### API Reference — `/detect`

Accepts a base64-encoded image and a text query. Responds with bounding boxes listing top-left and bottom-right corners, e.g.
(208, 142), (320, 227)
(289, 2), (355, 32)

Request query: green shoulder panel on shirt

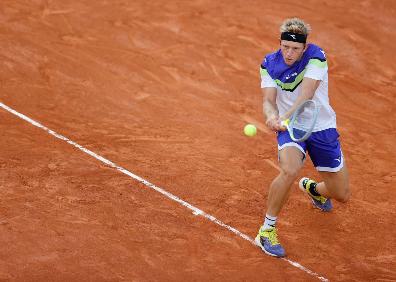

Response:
(260, 66), (269, 77)
(308, 58), (328, 68)
(275, 70), (306, 91)
(261, 58), (326, 91)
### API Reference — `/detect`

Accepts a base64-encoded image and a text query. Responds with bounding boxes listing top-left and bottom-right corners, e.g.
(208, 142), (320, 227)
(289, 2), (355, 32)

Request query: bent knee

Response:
(281, 167), (300, 180)
(333, 187), (350, 203)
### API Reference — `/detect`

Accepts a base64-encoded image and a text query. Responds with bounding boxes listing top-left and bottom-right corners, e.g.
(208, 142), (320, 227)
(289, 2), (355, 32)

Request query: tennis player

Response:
(255, 18), (350, 257)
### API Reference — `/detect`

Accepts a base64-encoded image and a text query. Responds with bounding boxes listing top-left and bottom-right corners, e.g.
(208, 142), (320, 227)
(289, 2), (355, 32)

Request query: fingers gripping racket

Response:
(281, 100), (320, 142)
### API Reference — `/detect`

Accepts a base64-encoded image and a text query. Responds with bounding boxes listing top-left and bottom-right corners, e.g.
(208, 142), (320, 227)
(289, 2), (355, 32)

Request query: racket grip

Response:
(280, 119), (289, 131)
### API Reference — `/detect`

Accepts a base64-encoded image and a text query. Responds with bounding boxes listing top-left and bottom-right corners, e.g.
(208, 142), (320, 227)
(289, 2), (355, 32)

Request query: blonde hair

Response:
(280, 18), (311, 36)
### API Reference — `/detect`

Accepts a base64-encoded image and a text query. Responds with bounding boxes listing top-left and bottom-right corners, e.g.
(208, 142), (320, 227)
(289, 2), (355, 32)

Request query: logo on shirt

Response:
(285, 72), (298, 80)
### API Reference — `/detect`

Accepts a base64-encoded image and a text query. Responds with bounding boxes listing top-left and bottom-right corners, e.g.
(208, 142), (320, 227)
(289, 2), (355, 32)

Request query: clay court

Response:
(1, 0), (395, 281)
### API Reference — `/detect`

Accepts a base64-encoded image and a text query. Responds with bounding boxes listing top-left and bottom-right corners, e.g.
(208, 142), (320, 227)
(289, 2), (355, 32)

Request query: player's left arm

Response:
(281, 47), (328, 121)
(280, 78), (320, 120)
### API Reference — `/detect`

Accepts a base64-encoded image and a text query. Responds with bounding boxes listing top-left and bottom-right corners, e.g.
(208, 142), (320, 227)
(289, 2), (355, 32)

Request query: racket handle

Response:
(280, 119), (289, 131)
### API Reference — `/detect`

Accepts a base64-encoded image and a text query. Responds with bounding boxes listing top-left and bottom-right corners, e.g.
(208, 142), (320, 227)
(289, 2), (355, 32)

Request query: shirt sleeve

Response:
(260, 65), (277, 88)
(304, 58), (328, 81)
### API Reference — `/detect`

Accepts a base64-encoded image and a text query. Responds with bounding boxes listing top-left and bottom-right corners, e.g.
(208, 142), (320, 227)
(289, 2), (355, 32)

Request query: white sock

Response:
(263, 214), (277, 230)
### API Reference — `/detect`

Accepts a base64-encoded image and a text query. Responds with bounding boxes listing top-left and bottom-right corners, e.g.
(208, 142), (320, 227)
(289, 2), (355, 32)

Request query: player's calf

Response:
(329, 185), (350, 203)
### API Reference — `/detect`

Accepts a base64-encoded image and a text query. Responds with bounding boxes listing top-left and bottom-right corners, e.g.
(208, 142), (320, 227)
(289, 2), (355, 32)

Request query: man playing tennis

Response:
(255, 18), (350, 257)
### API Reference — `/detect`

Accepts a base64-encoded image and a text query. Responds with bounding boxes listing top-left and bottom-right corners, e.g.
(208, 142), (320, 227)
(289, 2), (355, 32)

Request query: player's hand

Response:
(265, 115), (282, 132)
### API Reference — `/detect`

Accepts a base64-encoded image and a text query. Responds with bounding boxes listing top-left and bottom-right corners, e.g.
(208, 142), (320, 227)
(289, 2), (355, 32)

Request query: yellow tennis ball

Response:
(244, 124), (257, 137)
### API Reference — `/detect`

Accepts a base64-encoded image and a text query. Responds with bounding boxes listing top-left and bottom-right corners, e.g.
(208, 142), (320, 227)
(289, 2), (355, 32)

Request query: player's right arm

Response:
(260, 58), (282, 131)
(262, 87), (281, 131)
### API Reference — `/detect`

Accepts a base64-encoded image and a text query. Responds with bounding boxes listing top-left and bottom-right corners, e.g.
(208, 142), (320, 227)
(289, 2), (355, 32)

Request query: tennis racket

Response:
(281, 99), (320, 142)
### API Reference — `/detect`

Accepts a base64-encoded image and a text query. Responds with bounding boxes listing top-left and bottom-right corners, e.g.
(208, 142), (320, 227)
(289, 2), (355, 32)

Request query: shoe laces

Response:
(261, 228), (280, 245)
(318, 195), (328, 204)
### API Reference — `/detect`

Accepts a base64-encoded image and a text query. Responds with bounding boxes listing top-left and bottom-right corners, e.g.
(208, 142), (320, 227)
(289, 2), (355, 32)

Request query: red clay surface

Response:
(1, 0), (395, 281)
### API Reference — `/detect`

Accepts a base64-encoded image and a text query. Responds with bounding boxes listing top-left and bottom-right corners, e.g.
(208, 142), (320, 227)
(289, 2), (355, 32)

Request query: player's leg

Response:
(267, 146), (305, 216)
(299, 163), (349, 211)
(256, 131), (306, 257)
(316, 165), (350, 202)
(299, 128), (349, 211)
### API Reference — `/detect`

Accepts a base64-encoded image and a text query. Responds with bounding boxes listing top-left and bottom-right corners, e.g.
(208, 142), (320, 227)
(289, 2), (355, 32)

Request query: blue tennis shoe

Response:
(299, 177), (333, 212)
(255, 226), (285, 257)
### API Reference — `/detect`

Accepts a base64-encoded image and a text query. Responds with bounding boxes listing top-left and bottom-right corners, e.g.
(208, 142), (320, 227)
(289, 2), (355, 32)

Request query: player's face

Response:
(280, 40), (306, 66)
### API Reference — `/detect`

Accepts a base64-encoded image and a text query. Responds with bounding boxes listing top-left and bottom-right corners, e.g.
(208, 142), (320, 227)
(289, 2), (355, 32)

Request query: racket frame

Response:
(281, 99), (319, 142)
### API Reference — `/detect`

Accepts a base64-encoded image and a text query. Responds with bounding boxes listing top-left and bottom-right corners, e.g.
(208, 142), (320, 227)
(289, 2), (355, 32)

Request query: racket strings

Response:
(289, 101), (319, 142)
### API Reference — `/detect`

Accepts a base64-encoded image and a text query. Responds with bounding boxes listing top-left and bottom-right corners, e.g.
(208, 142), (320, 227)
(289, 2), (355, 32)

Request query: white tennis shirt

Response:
(261, 52), (337, 132)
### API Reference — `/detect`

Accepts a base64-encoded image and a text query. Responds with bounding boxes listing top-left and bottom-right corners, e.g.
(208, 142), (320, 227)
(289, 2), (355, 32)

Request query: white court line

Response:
(0, 102), (328, 282)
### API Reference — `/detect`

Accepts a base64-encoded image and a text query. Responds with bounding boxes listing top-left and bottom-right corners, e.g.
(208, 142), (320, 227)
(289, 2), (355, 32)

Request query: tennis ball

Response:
(244, 124), (257, 137)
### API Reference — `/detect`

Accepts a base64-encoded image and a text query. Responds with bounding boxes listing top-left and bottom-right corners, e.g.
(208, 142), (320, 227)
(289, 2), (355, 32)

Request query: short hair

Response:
(280, 18), (311, 36)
